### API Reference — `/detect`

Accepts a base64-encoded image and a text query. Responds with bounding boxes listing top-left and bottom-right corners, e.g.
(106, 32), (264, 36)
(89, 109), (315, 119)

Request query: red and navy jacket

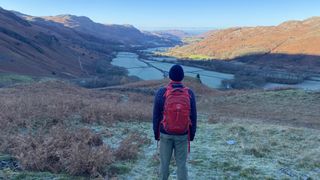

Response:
(152, 82), (197, 141)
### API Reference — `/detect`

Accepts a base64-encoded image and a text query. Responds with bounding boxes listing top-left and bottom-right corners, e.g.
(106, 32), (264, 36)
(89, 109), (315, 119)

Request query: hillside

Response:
(151, 29), (192, 40)
(0, 7), (179, 78)
(168, 17), (320, 60)
(0, 7), (98, 78)
(35, 15), (180, 47)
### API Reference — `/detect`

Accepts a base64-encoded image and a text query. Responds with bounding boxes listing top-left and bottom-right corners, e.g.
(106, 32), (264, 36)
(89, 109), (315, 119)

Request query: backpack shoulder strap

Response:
(163, 82), (188, 97)
(163, 84), (173, 97)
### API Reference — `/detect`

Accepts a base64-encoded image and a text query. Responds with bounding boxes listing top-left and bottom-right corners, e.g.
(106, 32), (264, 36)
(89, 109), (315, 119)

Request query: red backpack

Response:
(161, 84), (191, 135)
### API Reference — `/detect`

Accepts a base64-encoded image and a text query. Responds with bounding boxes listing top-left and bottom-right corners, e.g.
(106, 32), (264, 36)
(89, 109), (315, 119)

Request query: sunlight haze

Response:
(1, 0), (320, 29)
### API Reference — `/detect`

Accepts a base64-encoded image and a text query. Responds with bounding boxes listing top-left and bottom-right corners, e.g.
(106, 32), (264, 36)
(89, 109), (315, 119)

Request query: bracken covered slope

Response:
(168, 17), (320, 60)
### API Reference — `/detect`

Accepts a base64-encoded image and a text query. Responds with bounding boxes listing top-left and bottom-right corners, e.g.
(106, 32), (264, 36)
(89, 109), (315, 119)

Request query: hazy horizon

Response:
(139, 27), (217, 33)
(1, 0), (320, 29)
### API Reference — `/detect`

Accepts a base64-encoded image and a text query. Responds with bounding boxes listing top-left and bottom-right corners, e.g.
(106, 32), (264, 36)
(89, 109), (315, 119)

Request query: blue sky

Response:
(1, 0), (320, 30)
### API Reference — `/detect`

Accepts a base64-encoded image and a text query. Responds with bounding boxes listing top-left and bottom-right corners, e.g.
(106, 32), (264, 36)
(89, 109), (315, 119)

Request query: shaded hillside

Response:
(150, 29), (192, 42)
(0, 7), (179, 78)
(0, 7), (120, 78)
(34, 15), (179, 47)
(168, 17), (320, 60)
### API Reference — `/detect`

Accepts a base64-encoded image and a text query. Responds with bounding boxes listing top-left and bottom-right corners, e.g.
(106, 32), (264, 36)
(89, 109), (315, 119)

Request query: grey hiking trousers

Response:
(160, 133), (188, 180)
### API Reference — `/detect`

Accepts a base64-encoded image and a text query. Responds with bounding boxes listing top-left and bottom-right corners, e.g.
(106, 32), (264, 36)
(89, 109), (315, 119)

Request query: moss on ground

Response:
(0, 73), (35, 86)
(107, 162), (132, 176)
(0, 154), (13, 161)
(0, 168), (83, 180)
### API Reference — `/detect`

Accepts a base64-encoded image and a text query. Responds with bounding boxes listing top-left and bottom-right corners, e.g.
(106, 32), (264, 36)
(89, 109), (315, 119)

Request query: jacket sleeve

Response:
(189, 89), (197, 141)
(153, 88), (165, 141)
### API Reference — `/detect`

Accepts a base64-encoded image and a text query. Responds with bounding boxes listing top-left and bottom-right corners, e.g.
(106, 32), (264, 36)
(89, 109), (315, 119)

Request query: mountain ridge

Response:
(0, 7), (179, 78)
(167, 16), (320, 60)
(33, 14), (180, 46)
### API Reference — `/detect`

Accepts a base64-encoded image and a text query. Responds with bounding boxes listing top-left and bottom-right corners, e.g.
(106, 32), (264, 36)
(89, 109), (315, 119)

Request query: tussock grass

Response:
(206, 89), (320, 129)
(2, 126), (113, 176)
(0, 80), (152, 130)
(102, 116), (320, 179)
(186, 119), (320, 179)
(0, 80), (153, 177)
(0, 79), (319, 179)
(115, 133), (151, 161)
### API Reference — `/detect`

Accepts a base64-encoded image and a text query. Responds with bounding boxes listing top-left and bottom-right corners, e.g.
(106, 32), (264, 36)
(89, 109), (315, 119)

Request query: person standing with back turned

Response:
(153, 64), (197, 180)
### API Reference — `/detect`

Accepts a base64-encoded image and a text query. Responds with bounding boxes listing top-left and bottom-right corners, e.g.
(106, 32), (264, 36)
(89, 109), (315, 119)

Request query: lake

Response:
(112, 50), (320, 90)
(111, 52), (234, 88)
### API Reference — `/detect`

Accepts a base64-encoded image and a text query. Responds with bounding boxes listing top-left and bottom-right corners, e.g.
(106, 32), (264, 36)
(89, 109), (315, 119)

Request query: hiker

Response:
(153, 64), (197, 180)
(196, 73), (202, 84)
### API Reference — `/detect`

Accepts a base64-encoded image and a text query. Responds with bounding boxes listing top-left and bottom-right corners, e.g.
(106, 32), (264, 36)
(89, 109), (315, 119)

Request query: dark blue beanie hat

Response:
(169, 64), (184, 81)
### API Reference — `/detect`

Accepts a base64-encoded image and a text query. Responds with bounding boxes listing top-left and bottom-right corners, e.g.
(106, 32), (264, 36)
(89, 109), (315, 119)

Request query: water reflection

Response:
(111, 52), (234, 88)
(112, 51), (320, 90)
(111, 52), (164, 80)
